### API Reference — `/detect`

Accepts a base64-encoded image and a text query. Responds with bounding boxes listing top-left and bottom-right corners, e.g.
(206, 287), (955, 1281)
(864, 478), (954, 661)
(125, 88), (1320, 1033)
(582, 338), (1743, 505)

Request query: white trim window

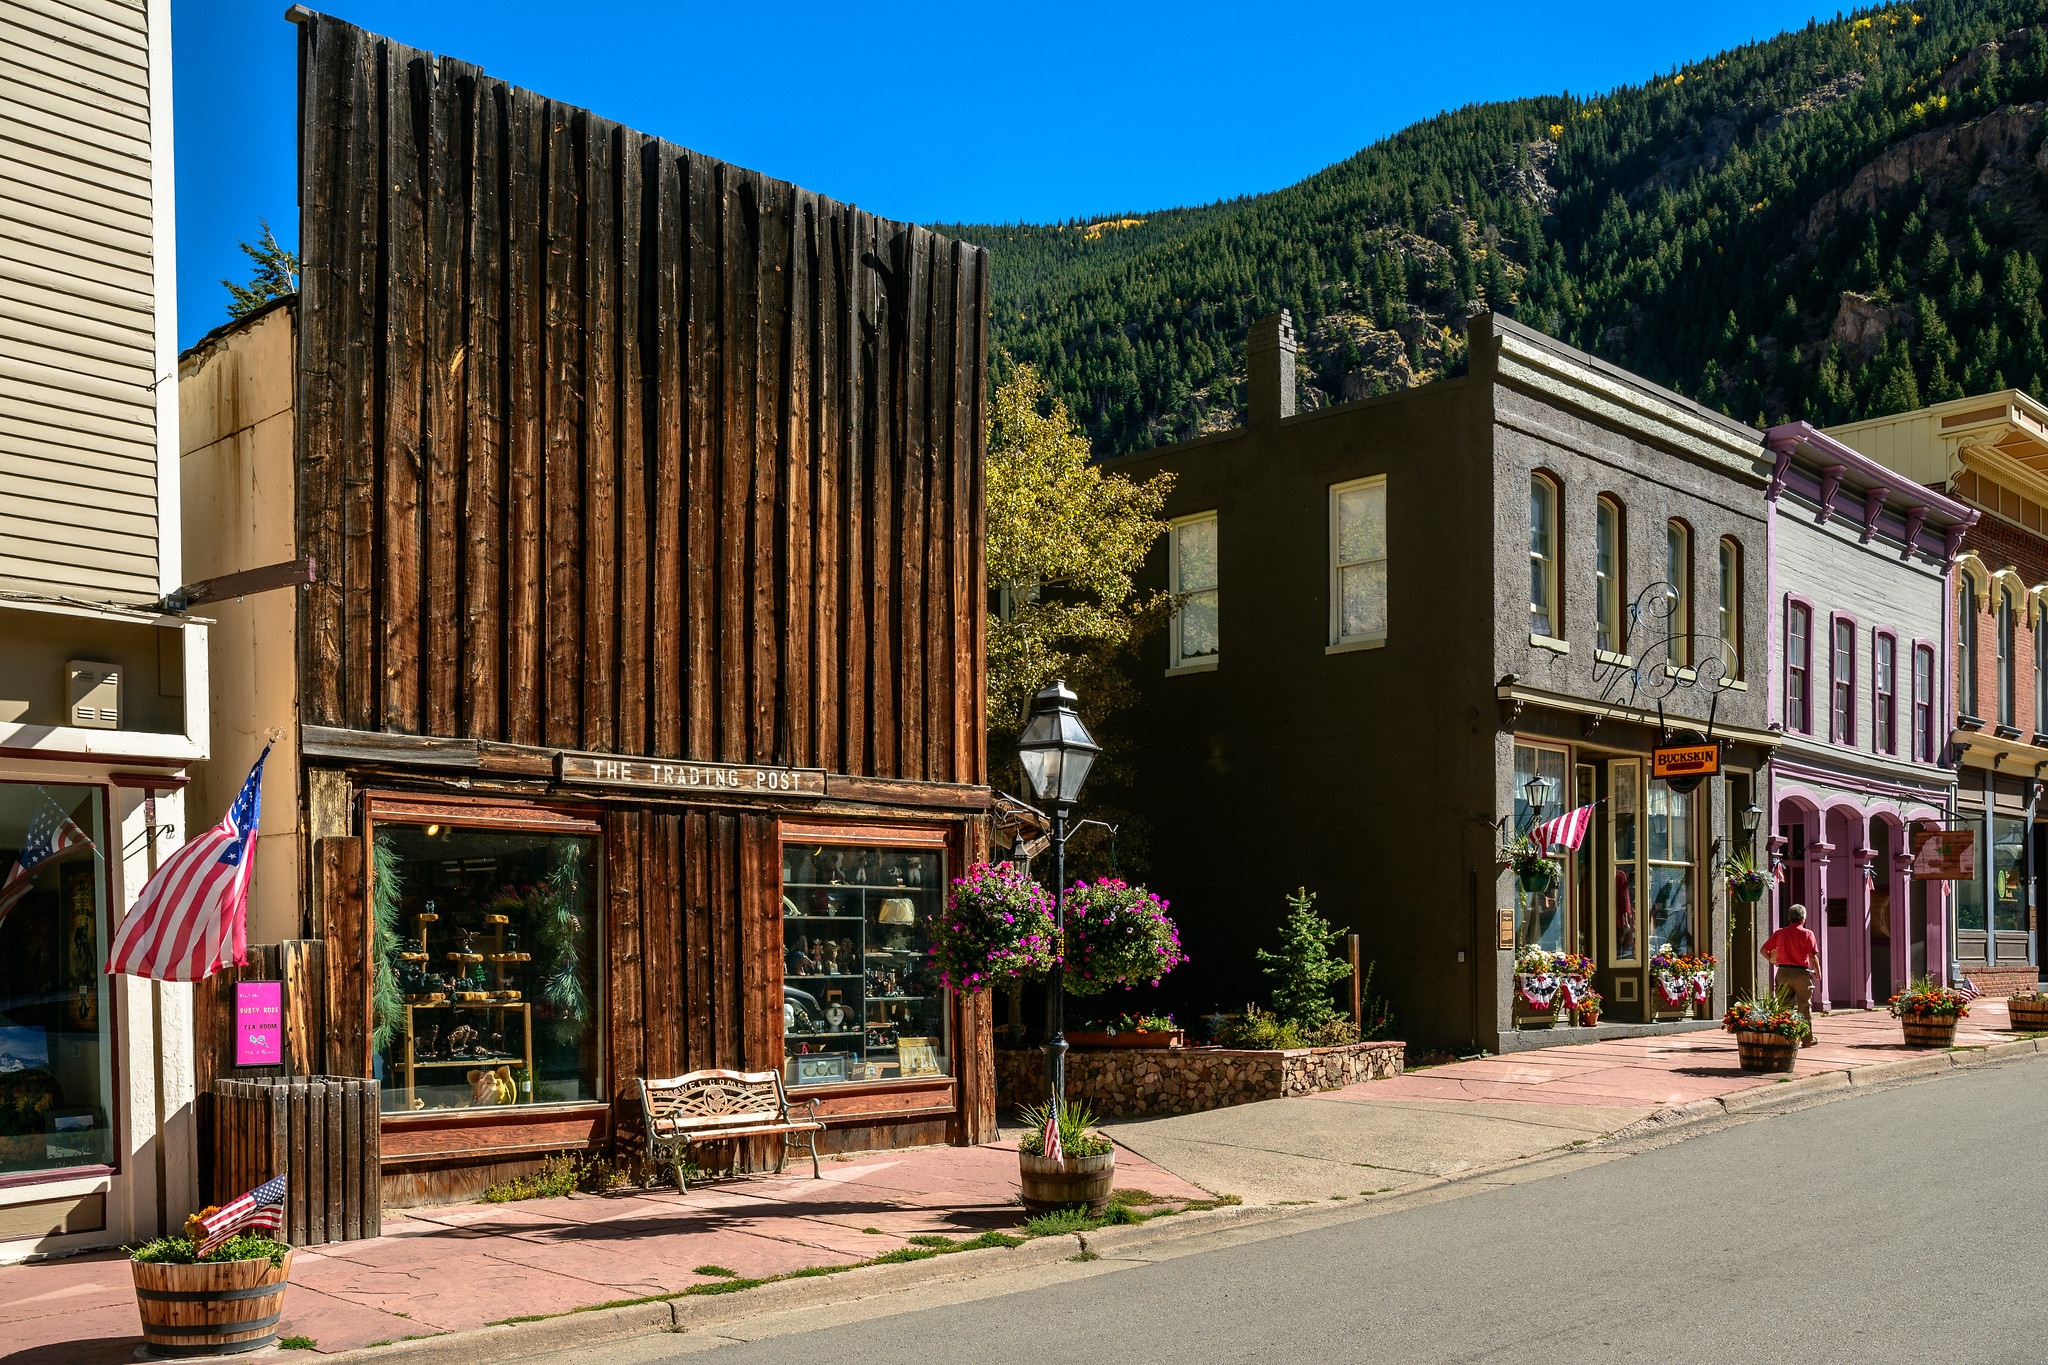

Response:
(1595, 496), (1623, 653)
(1330, 476), (1388, 648)
(1168, 512), (1220, 670)
(1717, 537), (1742, 678)
(1665, 520), (1691, 667)
(1529, 473), (1560, 638)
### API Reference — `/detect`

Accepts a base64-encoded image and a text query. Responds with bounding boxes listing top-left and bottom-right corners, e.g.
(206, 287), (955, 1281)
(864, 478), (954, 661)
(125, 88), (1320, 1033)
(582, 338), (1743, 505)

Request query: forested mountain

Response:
(941, 0), (2048, 457)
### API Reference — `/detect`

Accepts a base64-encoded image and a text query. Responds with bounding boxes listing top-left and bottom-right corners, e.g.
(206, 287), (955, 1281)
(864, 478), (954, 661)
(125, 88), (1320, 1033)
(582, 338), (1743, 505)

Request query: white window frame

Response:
(1167, 511), (1220, 673)
(1665, 520), (1692, 667)
(1596, 496), (1623, 655)
(1328, 475), (1389, 652)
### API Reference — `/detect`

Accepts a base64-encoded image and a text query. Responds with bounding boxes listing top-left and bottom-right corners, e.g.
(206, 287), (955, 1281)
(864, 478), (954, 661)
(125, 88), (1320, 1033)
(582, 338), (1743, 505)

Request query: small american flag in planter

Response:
(1041, 1107), (1063, 1163)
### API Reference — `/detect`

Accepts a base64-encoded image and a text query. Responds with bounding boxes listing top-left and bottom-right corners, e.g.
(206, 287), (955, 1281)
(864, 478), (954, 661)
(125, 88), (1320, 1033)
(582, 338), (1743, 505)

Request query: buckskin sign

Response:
(1912, 827), (1976, 880)
(1652, 737), (1719, 792)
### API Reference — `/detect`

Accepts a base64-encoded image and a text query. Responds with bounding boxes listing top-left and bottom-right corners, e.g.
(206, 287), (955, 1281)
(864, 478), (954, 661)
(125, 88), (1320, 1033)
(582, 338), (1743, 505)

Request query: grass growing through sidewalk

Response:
(693, 1265), (739, 1278)
(278, 1338), (317, 1350)
(1020, 1189), (1241, 1236)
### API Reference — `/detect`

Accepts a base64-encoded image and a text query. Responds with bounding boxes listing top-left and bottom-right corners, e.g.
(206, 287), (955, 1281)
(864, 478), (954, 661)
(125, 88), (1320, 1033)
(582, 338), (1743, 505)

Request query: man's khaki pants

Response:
(1777, 966), (1814, 1040)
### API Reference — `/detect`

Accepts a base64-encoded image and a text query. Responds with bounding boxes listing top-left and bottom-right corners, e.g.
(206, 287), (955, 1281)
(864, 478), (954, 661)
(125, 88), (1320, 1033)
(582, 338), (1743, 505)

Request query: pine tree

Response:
(1256, 888), (1354, 1032)
(222, 219), (299, 318)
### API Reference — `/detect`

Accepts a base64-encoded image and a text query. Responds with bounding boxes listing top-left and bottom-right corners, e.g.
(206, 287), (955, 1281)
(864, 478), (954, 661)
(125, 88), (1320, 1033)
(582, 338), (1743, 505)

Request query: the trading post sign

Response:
(1911, 827), (1977, 881)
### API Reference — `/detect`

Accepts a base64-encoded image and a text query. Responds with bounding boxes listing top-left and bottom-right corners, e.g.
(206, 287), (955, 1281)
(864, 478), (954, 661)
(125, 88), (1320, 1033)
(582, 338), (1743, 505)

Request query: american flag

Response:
(1041, 1106), (1063, 1164)
(0, 800), (92, 926)
(1954, 976), (1981, 1002)
(195, 1175), (287, 1258)
(106, 748), (268, 982)
(1528, 804), (1596, 853)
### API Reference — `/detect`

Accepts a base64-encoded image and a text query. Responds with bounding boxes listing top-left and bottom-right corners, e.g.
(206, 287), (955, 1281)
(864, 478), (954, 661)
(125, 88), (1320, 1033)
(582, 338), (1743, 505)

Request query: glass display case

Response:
(781, 843), (949, 1088)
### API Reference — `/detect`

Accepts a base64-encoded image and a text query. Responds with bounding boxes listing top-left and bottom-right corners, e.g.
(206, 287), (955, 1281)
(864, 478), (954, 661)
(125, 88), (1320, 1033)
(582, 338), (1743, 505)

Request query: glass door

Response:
(1605, 759), (1646, 1021)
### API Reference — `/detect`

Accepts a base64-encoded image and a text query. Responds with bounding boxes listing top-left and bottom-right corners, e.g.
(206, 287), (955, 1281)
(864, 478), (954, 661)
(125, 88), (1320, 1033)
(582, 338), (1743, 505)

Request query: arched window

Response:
(1998, 585), (2016, 729)
(1786, 601), (1812, 734)
(1717, 537), (1742, 678)
(1959, 578), (1979, 720)
(1529, 473), (1561, 638)
(1665, 520), (1691, 666)
(1596, 496), (1623, 653)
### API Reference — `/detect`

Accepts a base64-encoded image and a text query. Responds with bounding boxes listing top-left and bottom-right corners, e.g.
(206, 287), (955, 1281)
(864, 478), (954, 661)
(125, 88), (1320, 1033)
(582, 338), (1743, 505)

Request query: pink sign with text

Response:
(235, 981), (283, 1066)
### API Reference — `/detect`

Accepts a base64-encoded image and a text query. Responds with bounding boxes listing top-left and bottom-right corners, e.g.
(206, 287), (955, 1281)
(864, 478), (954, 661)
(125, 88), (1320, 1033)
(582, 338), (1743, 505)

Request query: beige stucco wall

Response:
(178, 303), (301, 943)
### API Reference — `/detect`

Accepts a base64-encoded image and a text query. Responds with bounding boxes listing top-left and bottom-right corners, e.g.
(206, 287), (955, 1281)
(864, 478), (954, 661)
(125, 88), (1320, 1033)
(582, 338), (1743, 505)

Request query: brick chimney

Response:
(1246, 309), (1297, 427)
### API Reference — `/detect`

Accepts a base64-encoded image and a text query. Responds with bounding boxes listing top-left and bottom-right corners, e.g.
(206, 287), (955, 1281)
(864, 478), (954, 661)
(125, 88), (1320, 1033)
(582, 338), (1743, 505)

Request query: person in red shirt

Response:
(1761, 904), (1823, 1043)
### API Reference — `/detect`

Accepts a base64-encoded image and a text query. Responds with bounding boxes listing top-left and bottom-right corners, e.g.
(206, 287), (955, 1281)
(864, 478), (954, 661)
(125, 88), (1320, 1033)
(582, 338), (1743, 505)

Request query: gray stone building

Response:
(1104, 311), (1778, 1052)
(1756, 423), (1974, 1011)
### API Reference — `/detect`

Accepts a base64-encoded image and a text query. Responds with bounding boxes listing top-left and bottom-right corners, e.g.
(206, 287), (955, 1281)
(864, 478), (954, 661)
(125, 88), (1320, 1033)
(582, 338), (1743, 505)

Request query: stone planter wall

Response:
(995, 1040), (1403, 1118)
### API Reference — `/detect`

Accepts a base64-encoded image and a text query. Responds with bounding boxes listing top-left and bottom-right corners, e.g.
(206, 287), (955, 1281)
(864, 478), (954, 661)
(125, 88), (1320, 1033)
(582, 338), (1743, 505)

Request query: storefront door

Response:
(1604, 758), (1646, 1021)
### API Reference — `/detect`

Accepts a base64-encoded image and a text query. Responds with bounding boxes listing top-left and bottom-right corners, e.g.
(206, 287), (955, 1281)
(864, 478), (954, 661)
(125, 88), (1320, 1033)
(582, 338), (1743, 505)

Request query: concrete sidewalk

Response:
(0, 1141), (1210, 1362)
(1106, 999), (2033, 1203)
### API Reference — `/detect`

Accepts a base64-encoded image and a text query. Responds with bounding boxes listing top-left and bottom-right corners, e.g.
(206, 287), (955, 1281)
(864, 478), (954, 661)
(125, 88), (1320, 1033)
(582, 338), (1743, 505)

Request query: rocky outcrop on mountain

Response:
(1493, 140), (1559, 214)
(1763, 71), (1867, 134)
(1804, 101), (2048, 239)
(1830, 291), (1907, 364)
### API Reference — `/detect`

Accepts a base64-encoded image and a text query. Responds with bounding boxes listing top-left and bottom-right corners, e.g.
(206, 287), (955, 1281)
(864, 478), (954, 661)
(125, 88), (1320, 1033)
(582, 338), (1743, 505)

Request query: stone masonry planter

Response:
(995, 1040), (1403, 1119)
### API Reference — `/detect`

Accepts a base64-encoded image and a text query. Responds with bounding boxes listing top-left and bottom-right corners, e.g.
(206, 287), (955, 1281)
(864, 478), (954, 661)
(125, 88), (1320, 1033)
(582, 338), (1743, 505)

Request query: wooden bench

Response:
(632, 1068), (823, 1192)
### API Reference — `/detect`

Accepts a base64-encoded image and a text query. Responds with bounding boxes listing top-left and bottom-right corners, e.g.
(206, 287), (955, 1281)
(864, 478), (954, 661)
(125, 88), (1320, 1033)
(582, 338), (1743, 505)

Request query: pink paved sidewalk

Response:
(1324, 999), (2024, 1111)
(0, 1140), (1208, 1363)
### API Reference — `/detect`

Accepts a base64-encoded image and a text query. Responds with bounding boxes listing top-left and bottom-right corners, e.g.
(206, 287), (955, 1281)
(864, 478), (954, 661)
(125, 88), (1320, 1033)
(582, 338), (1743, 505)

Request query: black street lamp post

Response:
(1015, 679), (1101, 1109)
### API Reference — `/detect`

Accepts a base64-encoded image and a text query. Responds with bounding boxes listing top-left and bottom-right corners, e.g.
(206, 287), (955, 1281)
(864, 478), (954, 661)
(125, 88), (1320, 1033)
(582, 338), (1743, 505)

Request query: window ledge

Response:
(1725, 679), (1747, 692)
(1594, 649), (1634, 668)
(1996, 724), (2024, 741)
(1664, 664), (1697, 681)
(1166, 657), (1219, 675)
(1958, 714), (1986, 731)
(1326, 638), (1387, 656)
(1528, 634), (1570, 655)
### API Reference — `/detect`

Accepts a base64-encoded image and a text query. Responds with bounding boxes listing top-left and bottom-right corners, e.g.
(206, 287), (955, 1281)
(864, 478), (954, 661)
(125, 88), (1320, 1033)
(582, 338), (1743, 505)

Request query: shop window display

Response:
(782, 844), (949, 1087)
(1646, 782), (1694, 955)
(372, 822), (602, 1113)
(0, 783), (112, 1175)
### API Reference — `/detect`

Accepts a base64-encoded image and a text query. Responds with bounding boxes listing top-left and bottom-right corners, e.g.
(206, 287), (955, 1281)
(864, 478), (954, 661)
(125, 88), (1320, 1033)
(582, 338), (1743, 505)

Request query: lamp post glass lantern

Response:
(1521, 773), (1557, 833)
(1016, 680), (1101, 1109)
(1740, 802), (1763, 852)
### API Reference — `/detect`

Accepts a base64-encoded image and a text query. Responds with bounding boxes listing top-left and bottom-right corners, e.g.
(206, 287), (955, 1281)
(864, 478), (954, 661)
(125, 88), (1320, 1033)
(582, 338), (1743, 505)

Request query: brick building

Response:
(1829, 394), (2048, 996)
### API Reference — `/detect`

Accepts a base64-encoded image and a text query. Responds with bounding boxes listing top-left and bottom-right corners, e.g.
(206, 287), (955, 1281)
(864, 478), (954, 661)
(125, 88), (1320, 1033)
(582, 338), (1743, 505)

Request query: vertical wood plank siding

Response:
(295, 17), (988, 785)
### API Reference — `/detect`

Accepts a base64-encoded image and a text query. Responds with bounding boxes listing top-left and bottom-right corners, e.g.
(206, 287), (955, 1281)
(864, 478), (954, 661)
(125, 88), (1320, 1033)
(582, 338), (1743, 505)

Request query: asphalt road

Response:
(537, 1058), (2048, 1365)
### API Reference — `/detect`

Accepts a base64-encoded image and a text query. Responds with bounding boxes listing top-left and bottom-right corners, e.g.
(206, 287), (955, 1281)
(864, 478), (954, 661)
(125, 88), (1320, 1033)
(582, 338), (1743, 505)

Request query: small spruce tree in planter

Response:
(1219, 887), (1386, 1047)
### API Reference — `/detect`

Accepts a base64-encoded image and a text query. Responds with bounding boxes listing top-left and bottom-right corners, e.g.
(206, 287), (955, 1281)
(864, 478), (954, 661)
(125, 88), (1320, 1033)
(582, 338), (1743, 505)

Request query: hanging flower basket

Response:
(1725, 851), (1771, 904)
(1506, 836), (1560, 896)
(928, 863), (1058, 994)
(1733, 881), (1766, 903)
(1060, 879), (1187, 996)
(1517, 867), (1556, 895)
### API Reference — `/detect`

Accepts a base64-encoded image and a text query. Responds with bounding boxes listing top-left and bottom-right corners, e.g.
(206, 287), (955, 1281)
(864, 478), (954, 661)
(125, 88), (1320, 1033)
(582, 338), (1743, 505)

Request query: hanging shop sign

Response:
(1911, 827), (1976, 881)
(558, 754), (826, 797)
(1652, 730), (1719, 793)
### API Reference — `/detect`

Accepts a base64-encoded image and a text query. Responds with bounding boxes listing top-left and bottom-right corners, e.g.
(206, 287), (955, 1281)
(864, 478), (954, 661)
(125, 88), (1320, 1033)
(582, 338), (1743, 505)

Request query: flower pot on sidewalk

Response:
(1018, 1149), (1115, 1215)
(132, 1249), (293, 1357)
(1734, 1030), (1798, 1073)
(1888, 980), (1968, 1048)
(2008, 994), (2048, 1031)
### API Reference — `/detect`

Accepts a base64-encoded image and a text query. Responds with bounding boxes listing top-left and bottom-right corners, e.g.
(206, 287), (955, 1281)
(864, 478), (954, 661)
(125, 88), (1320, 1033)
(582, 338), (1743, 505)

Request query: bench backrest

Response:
(639, 1068), (792, 1134)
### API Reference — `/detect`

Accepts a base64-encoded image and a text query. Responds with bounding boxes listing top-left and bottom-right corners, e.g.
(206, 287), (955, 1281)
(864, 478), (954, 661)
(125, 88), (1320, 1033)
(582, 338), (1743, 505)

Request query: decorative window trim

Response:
(1784, 593), (1816, 735)
(1167, 510), (1219, 673)
(1329, 475), (1389, 649)
(1872, 627), (1899, 757)
(1828, 609), (1860, 747)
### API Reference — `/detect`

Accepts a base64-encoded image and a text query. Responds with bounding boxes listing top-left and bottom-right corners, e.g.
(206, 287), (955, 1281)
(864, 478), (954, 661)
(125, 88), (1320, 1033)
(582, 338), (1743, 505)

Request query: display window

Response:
(368, 808), (604, 1114)
(1513, 742), (1569, 951)
(0, 782), (113, 1176)
(780, 838), (950, 1088)
(1609, 759), (1642, 964)
(1992, 814), (2027, 933)
(1646, 781), (1695, 954)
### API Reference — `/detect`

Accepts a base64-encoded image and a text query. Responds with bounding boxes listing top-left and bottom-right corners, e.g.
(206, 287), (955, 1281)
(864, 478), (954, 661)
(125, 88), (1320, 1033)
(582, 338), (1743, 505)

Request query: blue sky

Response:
(172, 1), (1840, 349)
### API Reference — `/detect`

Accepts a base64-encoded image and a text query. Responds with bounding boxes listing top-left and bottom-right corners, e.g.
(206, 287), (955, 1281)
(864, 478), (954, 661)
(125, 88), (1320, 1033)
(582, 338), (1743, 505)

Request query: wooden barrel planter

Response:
(1018, 1149), (1115, 1215)
(1900, 1016), (1959, 1048)
(2008, 997), (2048, 1031)
(132, 1250), (293, 1357)
(1735, 1030), (1799, 1073)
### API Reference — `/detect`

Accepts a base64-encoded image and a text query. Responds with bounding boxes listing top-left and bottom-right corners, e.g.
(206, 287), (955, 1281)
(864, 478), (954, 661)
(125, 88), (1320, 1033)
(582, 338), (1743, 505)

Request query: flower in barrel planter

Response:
(1514, 947), (1594, 1019)
(929, 862), (1060, 993)
(1061, 878), (1188, 995)
(2009, 989), (2048, 1031)
(1723, 988), (1810, 1071)
(1723, 848), (1771, 903)
(1016, 1097), (1116, 1215)
(128, 1178), (294, 1357)
(1889, 977), (1970, 1046)
(1651, 946), (1717, 1011)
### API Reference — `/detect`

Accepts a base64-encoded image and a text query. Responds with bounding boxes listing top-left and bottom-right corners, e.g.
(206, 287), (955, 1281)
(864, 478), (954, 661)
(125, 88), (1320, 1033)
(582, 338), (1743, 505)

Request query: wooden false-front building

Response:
(179, 11), (996, 1203)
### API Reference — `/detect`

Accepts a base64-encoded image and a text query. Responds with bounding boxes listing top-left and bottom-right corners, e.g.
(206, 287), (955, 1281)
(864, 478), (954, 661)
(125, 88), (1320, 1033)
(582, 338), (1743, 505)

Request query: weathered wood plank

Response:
(605, 808), (643, 1104)
(542, 105), (585, 749)
(423, 57), (474, 737)
(965, 245), (990, 783)
(582, 118), (618, 752)
(504, 84), (545, 746)
(643, 812), (682, 1078)
(461, 78), (506, 740)
(737, 814), (779, 1075)
(682, 807), (713, 1069)
(655, 150), (690, 759)
(615, 135), (650, 755)
(864, 214), (894, 778)
(709, 810), (739, 1066)
(811, 202), (842, 775)
(682, 152), (718, 760)
(752, 177), (787, 765)
(719, 167), (755, 765)
(318, 837), (368, 1078)
(898, 228), (929, 782)
(840, 209), (868, 776)
(340, 33), (382, 732)
(782, 192), (814, 771)
(924, 235), (954, 784)
(379, 49), (428, 734)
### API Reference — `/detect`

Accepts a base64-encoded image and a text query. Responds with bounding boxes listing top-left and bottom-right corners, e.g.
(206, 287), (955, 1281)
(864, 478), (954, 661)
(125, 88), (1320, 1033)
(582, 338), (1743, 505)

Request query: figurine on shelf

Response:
(795, 851), (817, 885)
(786, 943), (813, 976)
(907, 859), (925, 888)
(825, 1003), (846, 1031)
(488, 1031), (504, 1056)
(820, 849), (845, 885)
(446, 1023), (478, 1056)
(839, 937), (857, 969)
(419, 1023), (441, 1058)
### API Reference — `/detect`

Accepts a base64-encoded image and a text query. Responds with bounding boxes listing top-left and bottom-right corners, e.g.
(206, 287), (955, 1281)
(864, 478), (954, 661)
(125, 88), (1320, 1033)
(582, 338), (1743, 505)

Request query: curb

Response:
(1610, 1035), (2044, 1141)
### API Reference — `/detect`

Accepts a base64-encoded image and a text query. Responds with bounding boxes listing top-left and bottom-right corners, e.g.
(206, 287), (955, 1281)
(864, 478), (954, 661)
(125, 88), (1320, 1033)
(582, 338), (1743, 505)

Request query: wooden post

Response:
(1349, 934), (1362, 1030)
(319, 838), (369, 1077)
